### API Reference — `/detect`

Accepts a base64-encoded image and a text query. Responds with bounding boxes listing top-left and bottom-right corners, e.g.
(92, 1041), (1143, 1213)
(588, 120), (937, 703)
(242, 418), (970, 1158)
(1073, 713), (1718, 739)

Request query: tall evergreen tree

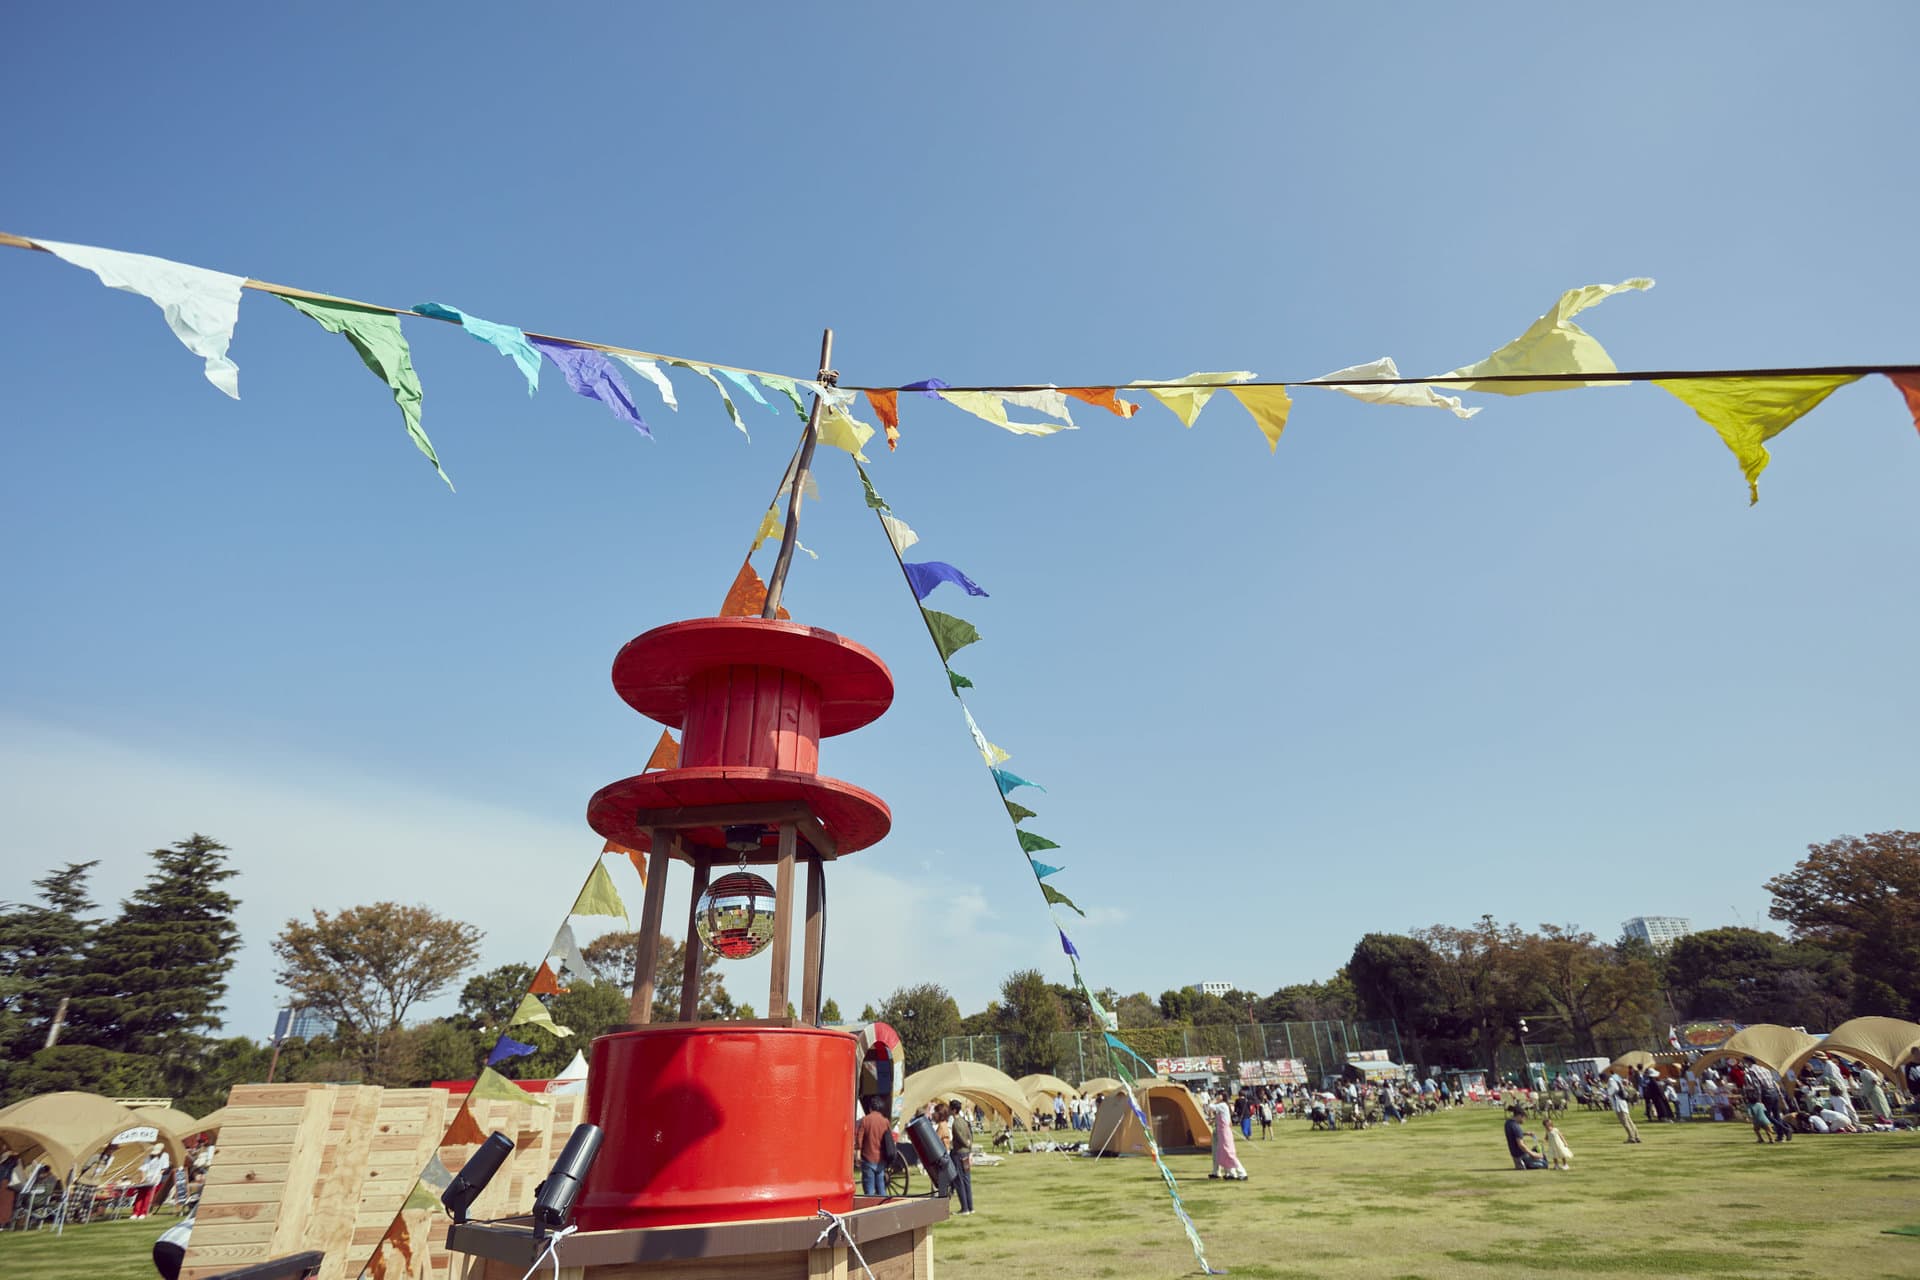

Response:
(0, 861), (101, 1059)
(70, 835), (242, 1066)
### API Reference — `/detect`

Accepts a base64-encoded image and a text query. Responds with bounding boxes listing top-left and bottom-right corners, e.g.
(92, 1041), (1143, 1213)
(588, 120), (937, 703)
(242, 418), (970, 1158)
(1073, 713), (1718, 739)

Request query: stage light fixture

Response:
(442, 1132), (515, 1224)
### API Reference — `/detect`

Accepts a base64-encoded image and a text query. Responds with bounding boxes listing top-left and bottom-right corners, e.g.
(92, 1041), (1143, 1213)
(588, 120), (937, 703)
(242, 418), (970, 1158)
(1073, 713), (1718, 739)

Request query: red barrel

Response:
(576, 1025), (856, 1229)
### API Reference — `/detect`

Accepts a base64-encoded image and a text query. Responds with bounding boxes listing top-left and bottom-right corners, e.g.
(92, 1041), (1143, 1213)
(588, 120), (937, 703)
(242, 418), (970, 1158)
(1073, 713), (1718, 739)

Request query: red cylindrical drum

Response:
(576, 1024), (857, 1230)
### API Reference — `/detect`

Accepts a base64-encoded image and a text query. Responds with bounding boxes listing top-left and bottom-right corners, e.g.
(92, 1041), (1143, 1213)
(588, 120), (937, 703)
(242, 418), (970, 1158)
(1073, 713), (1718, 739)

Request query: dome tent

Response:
(1087, 1079), (1212, 1157)
(897, 1061), (1035, 1128)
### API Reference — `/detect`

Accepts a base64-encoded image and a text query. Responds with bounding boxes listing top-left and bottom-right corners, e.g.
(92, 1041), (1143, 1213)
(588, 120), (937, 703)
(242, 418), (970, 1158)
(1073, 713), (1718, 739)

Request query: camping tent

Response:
(1016, 1074), (1079, 1108)
(0, 1092), (142, 1182)
(1687, 1024), (1823, 1079)
(1784, 1017), (1920, 1084)
(1087, 1080), (1212, 1156)
(1603, 1051), (1655, 1077)
(897, 1061), (1034, 1127)
(180, 1106), (228, 1138)
(1077, 1077), (1123, 1097)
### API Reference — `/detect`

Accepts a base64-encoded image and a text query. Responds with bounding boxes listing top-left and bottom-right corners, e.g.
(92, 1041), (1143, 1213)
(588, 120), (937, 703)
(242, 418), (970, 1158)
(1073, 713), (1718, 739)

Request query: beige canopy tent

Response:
(1077, 1077), (1124, 1097)
(1016, 1074), (1080, 1108)
(1785, 1016), (1920, 1083)
(0, 1092), (143, 1182)
(1687, 1024), (1823, 1080)
(1088, 1079), (1212, 1156)
(179, 1106), (228, 1138)
(897, 1061), (1035, 1127)
(1603, 1051), (1655, 1077)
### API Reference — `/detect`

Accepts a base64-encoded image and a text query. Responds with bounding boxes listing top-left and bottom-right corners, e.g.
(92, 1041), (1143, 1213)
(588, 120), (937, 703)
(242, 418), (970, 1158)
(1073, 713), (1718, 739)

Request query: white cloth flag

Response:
(611, 355), (679, 410)
(880, 512), (919, 555)
(1307, 357), (1480, 419)
(997, 387), (1077, 426)
(962, 704), (1009, 766)
(36, 238), (247, 397)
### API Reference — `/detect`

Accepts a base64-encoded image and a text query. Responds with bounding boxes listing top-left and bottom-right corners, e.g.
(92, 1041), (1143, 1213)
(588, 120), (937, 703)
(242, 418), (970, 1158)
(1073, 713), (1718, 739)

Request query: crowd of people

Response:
(1, 1138), (215, 1231)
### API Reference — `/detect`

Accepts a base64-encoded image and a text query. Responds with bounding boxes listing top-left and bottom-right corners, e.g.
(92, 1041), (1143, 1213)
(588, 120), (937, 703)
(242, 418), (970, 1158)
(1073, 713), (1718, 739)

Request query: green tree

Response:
(1665, 927), (1852, 1028)
(998, 970), (1066, 1076)
(1515, 925), (1661, 1054)
(273, 901), (481, 1071)
(1348, 933), (1456, 1068)
(0, 861), (100, 1065)
(579, 930), (734, 1021)
(510, 982), (629, 1079)
(1413, 918), (1530, 1073)
(858, 1003), (878, 1022)
(1765, 830), (1920, 1017)
(879, 982), (962, 1073)
(819, 997), (843, 1024)
(459, 964), (537, 1033)
(70, 836), (241, 1077)
(1258, 973), (1359, 1025)
(1114, 992), (1162, 1028)
(2, 1044), (165, 1100)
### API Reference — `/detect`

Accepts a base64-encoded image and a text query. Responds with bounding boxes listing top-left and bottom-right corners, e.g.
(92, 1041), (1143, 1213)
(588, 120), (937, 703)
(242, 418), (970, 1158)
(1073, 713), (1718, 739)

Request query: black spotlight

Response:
(532, 1124), (604, 1239)
(442, 1132), (515, 1224)
(904, 1114), (957, 1197)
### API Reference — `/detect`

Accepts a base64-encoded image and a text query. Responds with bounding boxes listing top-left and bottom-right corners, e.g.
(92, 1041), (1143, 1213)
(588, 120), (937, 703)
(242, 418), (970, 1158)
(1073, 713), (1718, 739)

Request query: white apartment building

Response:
(1622, 916), (1693, 951)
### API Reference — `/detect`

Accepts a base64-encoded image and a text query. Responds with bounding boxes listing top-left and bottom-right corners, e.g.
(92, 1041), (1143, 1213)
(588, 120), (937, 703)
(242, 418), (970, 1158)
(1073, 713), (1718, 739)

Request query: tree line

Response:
(2, 829), (1912, 1105)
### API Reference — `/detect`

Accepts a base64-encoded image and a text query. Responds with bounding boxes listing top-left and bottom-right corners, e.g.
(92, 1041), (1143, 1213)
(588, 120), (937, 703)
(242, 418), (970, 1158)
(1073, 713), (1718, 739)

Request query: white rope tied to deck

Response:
(814, 1207), (878, 1280)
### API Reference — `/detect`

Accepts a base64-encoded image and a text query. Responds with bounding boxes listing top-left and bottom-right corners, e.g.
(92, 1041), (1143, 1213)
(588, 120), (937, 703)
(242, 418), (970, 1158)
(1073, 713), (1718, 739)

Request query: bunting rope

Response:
(852, 459), (1225, 1275)
(8, 231), (1916, 503)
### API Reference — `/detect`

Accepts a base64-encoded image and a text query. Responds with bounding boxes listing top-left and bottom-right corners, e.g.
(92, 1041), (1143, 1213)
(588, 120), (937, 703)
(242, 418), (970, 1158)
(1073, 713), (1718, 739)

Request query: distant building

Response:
(273, 1007), (337, 1042)
(1622, 916), (1693, 951)
(1190, 981), (1233, 998)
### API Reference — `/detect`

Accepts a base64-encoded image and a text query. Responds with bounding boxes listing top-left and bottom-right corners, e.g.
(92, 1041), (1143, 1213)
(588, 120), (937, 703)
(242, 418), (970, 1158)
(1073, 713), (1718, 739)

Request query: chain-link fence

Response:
(941, 1019), (1406, 1086)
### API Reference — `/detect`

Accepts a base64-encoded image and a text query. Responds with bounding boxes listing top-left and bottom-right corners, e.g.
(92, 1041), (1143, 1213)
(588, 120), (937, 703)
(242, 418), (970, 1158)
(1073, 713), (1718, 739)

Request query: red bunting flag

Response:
(529, 961), (565, 996)
(1062, 386), (1140, 417)
(866, 389), (901, 449)
(1890, 372), (1920, 436)
(719, 557), (790, 619)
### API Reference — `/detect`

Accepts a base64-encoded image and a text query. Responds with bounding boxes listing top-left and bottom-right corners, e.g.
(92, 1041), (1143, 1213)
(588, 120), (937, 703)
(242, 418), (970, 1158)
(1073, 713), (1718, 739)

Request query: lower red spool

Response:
(576, 1024), (857, 1230)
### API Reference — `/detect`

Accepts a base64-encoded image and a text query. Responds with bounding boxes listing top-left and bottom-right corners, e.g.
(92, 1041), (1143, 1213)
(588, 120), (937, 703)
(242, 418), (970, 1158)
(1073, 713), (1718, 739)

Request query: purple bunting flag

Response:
(901, 378), (950, 398)
(1059, 928), (1079, 959)
(487, 1034), (536, 1065)
(903, 560), (989, 602)
(530, 338), (652, 437)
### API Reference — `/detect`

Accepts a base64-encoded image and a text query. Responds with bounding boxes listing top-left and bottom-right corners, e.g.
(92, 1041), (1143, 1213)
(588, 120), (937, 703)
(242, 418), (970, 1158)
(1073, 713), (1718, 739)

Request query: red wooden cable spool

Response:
(578, 615), (894, 1230)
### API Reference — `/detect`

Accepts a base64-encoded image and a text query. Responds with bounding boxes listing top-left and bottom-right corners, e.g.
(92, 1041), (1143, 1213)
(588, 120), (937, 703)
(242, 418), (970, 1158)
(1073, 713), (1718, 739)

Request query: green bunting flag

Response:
(857, 464), (889, 511)
(947, 669), (973, 692)
(509, 992), (573, 1038)
(469, 1065), (550, 1106)
(1016, 830), (1060, 854)
(923, 609), (981, 662)
(280, 295), (449, 489)
(1040, 883), (1085, 916)
(1004, 799), (1037, 824)
(571, 859), (627, 918)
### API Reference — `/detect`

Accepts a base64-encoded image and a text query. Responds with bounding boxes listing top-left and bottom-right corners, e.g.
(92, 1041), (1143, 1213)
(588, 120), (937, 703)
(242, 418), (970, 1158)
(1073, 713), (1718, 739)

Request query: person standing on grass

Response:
(1257, 1096), (1273, 1139)
(1607, 1072), (1643, 1144)
(947, 1098), (975, 1215)
(856, 1096), (891, 1197)
(1209, 1090), (1248, 1180)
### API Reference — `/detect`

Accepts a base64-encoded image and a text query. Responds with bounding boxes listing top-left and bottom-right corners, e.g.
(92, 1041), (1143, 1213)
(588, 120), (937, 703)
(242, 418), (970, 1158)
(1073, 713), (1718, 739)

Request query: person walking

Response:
(131, 1146), (169, 1219)
(1859, 1066), (1893, 1124)
(1257, 1096), (1273, 1139)
(1209, 1091), (1248, 1180)
(948, 1097), (975, 1216)
(855, 1097), (891, 1197)
(1607, 1072), (1642, 1144)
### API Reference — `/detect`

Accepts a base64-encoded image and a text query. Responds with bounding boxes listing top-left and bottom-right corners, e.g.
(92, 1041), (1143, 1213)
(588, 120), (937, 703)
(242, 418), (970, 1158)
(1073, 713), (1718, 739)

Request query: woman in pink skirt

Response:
(1209, 1090), (1248, 1180)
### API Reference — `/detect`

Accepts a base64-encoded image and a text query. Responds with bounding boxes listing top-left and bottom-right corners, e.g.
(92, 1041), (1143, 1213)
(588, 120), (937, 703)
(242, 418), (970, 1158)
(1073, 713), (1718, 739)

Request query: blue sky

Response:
(2, 4), (1915, 1039)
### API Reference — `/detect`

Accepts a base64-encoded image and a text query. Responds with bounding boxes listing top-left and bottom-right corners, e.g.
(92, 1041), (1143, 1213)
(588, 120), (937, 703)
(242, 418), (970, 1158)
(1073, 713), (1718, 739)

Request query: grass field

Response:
(0, 1213), (173, 1280)
(935, 1106), (1920, 1279)
(5, 1108), (1914, 1280)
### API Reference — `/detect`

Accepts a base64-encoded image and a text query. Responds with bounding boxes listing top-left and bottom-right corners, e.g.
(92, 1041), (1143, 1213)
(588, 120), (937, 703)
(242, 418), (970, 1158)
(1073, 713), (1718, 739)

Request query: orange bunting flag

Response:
(529, 960), (565, 996)
(1890, 372), (1920, 436)
(645, 728), (680, 771)
(718, 557), (790, 619)
(1062, 387), (1140, 418)
(440, 1101), (487, 1148)
(867, 389), (901, 449)
(603, 838), (649, 884)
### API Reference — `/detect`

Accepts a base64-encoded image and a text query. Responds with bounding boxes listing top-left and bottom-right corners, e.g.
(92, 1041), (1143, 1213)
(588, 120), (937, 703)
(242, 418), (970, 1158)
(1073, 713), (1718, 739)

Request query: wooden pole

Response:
(762, 328), (834, 619)
(678, 858), (711, 1023)
(767, 824), (799, 1018)
(800, 855), (825, 1024)
(629, 831), (673, 1024)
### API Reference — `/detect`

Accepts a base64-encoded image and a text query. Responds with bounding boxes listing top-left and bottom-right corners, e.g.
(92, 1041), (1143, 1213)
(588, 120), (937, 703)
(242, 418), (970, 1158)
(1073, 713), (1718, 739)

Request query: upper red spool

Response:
(588, 617), (895, 860)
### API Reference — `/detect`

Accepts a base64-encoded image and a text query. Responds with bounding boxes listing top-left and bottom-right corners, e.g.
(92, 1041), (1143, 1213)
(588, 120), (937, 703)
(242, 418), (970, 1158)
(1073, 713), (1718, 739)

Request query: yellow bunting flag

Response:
(750, 504), (782, 552)
(817, 408), (876, 461)
(942, 390), (1076, 437)
(1309, 357), (1478, 418)
(1443, 278), (1653, 393)
(571, 859), (627, 918)
(1231, 386), (1293, 452)
(719, 557), (789, 619)
(1062, 386), (1140, 418)
(880, 512), (919, 555)
(1655, 374), (1861, 503)
(469, 1065), (549, 1106)
(1127, 372), (1255, 427)
(509, 992), (572, 1038)
(602, 839), (649, 884)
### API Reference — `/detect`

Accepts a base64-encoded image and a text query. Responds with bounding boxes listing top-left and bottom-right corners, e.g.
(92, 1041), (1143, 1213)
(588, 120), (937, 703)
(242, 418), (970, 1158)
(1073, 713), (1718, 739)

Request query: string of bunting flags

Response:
(851, 459), (1225, 1275)
(7, 231), (1916, 503)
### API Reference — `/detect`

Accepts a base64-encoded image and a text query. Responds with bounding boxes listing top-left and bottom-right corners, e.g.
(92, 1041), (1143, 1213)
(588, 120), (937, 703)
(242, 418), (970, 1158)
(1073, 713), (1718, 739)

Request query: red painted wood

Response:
(586, 768), (891, 859)
(611, 618), (892, 737)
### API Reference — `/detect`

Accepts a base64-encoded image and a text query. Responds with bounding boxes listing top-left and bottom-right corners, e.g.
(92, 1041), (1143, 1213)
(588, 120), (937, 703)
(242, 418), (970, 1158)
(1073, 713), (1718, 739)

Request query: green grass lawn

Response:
(0, 1214), (174, 1280)
(7, 1109), (1914, 1280)
(937, 1106), (1920, 1279)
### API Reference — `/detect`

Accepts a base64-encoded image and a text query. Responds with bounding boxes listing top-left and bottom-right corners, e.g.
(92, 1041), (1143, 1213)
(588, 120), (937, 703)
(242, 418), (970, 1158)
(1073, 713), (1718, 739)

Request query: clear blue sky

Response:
(3, 3), (1915, 1039)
